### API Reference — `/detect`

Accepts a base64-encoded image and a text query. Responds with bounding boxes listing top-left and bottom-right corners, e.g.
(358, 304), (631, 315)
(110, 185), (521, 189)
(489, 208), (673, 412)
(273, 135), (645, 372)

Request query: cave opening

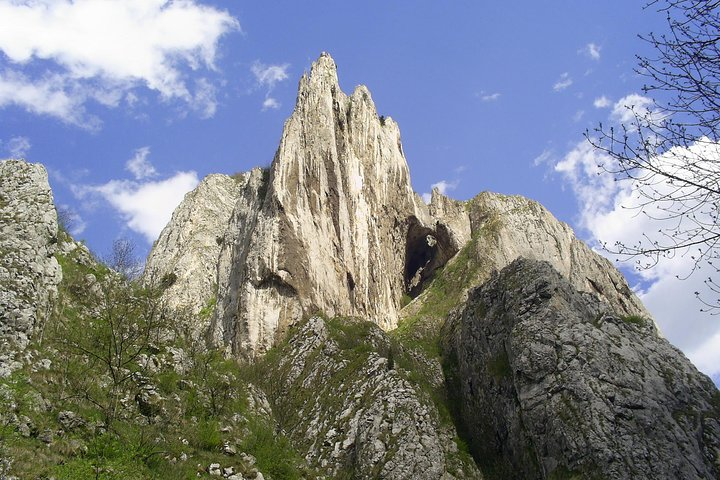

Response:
(404, 219), (457, 299)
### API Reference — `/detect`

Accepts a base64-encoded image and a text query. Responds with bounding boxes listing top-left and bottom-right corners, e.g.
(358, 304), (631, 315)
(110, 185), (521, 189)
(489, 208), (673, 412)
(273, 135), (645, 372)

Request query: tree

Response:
(105, 238), (143, 281)
(588, 0), (720, 311)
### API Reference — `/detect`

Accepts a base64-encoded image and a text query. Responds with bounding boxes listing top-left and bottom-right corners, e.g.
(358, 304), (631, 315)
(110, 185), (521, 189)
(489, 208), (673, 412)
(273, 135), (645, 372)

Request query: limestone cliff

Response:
(146, 53), (650, 360)
(143, 173), (244, 328)
(0, 160), (61, 377)
(205, 53), (460, 357)
(443, 258), (720, 479)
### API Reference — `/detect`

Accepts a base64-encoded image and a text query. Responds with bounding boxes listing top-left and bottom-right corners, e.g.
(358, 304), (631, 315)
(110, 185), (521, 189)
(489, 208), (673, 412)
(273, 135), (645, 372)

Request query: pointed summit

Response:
(296, 52), (340, 104)
(209, 53), (460, 357)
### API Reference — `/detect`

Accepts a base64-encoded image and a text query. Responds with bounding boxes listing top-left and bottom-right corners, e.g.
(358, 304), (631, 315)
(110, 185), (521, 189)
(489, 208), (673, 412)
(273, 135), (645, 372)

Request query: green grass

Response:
(621, 315), (648, 326)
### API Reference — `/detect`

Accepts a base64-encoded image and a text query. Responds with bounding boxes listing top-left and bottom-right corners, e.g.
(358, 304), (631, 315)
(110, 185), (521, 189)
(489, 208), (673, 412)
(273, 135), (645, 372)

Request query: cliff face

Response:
(211, 53), (445, 357)
(255, 316), (482, 479)
(0, 160), (61, 377)
(443, 258), (720, 479)
(143, 173), (244, 332)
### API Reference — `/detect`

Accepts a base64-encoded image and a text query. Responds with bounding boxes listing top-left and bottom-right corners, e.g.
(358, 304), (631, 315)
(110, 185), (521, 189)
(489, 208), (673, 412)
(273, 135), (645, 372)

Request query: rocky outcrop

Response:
(209, 53), (461, 357)
(462, 192), (648, 318)
(258, 316), (481, 479)
(0, 160), (62, 377)
(444, 258), (720, 479)
(143, 173), (244, 325)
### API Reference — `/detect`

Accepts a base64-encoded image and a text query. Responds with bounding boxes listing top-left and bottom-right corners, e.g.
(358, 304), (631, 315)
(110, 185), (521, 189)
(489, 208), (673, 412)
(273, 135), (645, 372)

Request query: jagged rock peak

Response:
(207, 52), (461, 358)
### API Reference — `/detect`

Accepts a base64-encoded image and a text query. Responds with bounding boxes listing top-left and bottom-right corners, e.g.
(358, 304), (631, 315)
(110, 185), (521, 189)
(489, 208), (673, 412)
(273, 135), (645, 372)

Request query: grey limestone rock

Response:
(261, 316), (482, 479)
(444, 258), (720, 479)
(0, 160), (62, 377)
(143, 173), (244, 333)
(203, 53), (462, 358)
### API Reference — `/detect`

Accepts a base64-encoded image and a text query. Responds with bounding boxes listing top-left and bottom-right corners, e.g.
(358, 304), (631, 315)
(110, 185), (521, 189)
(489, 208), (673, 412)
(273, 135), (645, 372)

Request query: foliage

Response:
(0, 237), (304, 479)
(588, 0), (720, 310)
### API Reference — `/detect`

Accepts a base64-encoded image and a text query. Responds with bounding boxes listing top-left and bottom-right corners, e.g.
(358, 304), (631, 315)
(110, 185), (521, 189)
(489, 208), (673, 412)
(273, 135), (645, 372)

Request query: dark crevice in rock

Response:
(404, 218), (457, 299)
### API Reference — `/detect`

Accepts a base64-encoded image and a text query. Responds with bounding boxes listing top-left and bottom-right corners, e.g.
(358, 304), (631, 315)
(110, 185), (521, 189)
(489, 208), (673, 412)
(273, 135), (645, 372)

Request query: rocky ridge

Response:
(1, 52), (719, 480)
(0, 160), (61, 377)
(443, 258), (720, 479)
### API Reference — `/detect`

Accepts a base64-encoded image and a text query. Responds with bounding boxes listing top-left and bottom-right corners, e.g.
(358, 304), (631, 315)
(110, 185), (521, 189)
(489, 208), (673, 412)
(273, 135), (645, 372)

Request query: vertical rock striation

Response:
(0, 160), (61, 377)
(209, 53), (459, 357)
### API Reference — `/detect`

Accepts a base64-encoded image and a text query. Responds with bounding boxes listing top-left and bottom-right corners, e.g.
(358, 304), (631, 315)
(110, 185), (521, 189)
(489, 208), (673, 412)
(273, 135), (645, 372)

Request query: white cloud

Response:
(573, 110), (585, 122)
(584, 42), (601, 60)
(0, 70), (99, 128)
(478, 91), (501, 102)
(555, 137), (720, 379)
(262, 97), (280, 111)
(85, 172), (199, 243)
(4, 136), (31, 158)
(421, 179), (458, 204)
(57, 204), (86, 236)
(252, 62), (289, 110)
(0, 0), (238, 124)
(251, 62), (289, 90)
(553, 72), (573, 92)
(593, 95), (611, 108)
(192, 78), (218, 119)
(533, 149), (554, 167)
(611, 93), (654, 124)
(125, 147), (156, 180)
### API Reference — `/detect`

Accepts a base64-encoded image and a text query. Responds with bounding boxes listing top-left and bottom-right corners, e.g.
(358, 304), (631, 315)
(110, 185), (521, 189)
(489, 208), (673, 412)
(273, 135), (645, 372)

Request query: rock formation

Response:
(0, 160), (61, 377)
(2, 53), (718, 479)
(461, 191), (649, 318)
(444, 258), (720, 479)
(143, 173), (244, 329)
(258, 316), (482, 479)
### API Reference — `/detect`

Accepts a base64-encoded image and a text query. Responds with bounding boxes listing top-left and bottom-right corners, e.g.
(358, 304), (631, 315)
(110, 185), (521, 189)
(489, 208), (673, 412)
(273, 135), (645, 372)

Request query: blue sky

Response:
(1, 1), (718, 384)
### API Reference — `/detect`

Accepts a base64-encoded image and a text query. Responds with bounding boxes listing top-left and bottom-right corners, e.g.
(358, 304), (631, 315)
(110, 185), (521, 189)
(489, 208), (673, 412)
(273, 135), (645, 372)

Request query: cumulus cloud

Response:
(3, 135), (31, 158)
(125, 147), (156, 180)
(584, 42), (601, 60)
(593, 96), (611, 108)
(262, 97), (280, 111)
(554, 136), (720, 378)
(611, 93), (654, 124)
(87, 172), (199, 243)
(74, 148), (199, 242)
(0, 0), (238, 125)
(553, 73), (573, 92)
(421, 179), (458, 204)
(252, 62), (290, 90)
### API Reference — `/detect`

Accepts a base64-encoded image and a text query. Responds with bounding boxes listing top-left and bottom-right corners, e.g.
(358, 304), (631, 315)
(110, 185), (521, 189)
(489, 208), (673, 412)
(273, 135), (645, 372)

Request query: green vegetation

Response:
(0, 238), (306, 479)
(621, 315), (648, 326)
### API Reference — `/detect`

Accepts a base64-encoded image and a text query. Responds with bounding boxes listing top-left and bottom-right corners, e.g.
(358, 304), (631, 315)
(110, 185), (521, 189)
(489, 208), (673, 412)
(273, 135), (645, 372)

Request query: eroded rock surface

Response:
(444, 258), (720, 479)
(259, 316), (481, 479)
(0, 160), (61, 377)
(144, 173), (244, 328)
(210, 53), (461, 357)
(463, 192), (648, 318)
